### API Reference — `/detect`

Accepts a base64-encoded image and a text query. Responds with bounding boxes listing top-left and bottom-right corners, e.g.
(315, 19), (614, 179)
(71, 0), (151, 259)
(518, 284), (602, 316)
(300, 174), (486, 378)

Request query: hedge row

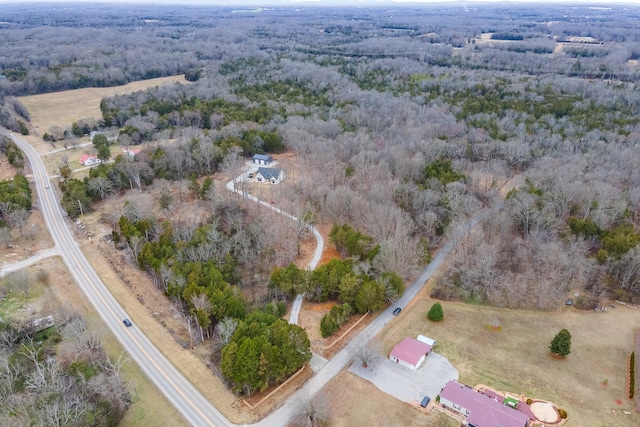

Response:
(630, 351), (636, 399)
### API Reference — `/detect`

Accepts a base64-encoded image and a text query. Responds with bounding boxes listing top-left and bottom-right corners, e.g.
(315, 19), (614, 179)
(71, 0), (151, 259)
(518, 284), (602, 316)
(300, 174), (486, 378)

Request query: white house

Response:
(252, 154), (273, 165)
(79, 154), (102, 166)
(389, 337), (432, 371)
(255, 167), (285, 184)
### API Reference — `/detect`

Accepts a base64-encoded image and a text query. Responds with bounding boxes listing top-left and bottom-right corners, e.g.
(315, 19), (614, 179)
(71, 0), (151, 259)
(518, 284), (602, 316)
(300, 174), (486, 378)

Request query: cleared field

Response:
(320, 370), (458, 427)
(379, 290), (639, 426)
(18, 75), (187, 135)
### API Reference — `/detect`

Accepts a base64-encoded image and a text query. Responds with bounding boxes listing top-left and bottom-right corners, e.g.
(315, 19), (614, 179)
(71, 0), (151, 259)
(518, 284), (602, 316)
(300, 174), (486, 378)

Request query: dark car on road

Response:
(123, 319), (132, 327)
(393, 307), (402, 315)
(420, 396), (431, 407)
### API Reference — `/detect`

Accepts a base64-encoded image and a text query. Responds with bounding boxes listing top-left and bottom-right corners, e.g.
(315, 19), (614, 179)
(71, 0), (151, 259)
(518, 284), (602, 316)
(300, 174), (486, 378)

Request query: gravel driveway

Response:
(349, 351), (458, 404)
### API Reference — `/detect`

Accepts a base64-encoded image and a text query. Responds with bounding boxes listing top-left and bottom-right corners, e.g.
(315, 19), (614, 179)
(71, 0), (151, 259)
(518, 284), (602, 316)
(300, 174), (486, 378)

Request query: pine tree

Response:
(427, 302), (444, 321)
(549, 328), (572, 357)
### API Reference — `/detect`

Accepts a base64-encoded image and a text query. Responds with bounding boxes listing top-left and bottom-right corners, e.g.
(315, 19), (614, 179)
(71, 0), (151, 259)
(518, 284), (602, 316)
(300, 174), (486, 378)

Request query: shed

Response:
(417, 334), (436, 347)
(389, 337), (432, 371)
(252, 154), (273, 165)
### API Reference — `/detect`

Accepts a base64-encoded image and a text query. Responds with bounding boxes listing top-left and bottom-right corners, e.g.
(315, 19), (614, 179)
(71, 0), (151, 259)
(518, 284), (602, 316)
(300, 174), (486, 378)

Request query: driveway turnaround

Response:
(349, 352), (458, 404)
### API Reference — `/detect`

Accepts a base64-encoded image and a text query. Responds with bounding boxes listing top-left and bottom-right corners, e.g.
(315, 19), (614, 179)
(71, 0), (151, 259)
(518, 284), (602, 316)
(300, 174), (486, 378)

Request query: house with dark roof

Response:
(439, 381), (530, 427)
(255, 167), (285, 184)
(389, 337), (432, 371)
(252, 154), (273, 165)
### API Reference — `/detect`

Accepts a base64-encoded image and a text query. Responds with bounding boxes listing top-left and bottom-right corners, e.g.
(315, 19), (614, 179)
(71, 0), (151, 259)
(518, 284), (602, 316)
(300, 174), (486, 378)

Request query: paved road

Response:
(5, 127), (496, 427)
(0, 247), (60, 278)
(4, 130), (229, 427)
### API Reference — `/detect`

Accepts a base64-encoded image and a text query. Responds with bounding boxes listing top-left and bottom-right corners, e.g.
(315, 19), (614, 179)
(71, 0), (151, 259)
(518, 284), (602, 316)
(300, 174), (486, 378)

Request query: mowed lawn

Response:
(18, 75), (188, 134)
(379, 293), (639, 427)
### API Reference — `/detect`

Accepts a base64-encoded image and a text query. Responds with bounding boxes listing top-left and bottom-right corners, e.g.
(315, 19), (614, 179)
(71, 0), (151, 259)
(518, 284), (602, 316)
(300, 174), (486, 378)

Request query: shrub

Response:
(525, 398), (532, 405)
(558, 408), (567, 419)
(427, 302), (444, 321)
(320, 314), (338, 338)
(630, 352), (636, 399)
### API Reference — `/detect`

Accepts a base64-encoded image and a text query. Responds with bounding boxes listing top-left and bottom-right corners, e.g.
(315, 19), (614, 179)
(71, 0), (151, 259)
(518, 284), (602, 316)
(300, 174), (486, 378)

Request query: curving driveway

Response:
(224, 166), (324, 325)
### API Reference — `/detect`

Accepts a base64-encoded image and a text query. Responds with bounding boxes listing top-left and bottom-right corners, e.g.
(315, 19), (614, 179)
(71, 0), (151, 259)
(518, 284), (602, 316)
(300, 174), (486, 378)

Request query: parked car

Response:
(393, 307), (402, 315)
(123, 319), (132, 327)
(420, 396), (431, 407)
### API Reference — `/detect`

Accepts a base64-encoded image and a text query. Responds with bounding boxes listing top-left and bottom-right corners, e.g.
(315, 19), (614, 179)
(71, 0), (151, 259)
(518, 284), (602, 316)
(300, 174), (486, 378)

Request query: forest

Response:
(2, 1), (640, 397)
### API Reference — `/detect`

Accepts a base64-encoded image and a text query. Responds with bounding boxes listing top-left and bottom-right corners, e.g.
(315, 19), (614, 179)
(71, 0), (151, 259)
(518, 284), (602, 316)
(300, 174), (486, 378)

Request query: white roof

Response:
(417, 334), (435, 347)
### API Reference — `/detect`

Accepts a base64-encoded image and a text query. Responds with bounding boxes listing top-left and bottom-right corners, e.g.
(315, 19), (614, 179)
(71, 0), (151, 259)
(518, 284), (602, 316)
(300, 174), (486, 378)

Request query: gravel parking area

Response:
(349, 352), (458, 404)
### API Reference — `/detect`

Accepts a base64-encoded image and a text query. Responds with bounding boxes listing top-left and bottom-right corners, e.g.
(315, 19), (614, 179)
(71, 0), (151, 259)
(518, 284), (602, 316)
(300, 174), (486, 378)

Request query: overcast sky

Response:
(2, 0), (639, 5)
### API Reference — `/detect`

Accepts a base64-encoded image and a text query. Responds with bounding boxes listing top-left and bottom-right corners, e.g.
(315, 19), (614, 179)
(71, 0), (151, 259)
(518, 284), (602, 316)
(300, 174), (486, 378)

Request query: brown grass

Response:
(18, 76), (187, 139)
(321, 370), (458, 427)
(379, 288), (640, 426)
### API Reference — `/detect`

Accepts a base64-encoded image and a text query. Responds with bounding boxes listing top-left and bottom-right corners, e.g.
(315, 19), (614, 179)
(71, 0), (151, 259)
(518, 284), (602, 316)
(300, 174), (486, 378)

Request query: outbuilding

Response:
(389, 337), (432, 371)
(252, 154), (273, 165)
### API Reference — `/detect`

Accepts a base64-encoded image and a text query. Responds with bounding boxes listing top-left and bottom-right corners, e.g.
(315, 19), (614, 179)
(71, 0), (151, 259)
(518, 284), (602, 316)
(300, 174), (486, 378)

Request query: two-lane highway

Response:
(5, 130), (230, 427)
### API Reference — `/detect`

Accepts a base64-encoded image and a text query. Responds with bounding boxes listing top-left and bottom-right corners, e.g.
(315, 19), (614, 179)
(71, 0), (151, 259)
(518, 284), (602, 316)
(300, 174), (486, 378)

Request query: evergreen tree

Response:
(549, 328), (572, 357)
(427, 302), (444, 321)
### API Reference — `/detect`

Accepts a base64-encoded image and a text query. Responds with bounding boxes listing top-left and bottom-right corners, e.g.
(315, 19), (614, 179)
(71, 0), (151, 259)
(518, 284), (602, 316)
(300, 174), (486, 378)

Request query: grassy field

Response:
(379, 290), (639, 426)
(321, 370), (458, 427)
(18, 75), (187, 136)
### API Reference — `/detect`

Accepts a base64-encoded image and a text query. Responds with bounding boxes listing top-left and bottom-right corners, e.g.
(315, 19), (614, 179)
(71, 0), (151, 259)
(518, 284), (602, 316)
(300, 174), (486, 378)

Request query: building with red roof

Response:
(389, 337), (432, 370)
(439, 381), (530, 427)
(79, 154), (102, 166)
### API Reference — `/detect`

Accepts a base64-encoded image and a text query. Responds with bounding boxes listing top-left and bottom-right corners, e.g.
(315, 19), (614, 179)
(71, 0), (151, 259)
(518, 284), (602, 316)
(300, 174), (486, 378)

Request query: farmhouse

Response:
(252, 153), (273, 165)
(389, 337), (432, 371)
(439, 381), (530, 427)
(79, 154), (102, 166)
(255, 167), (285, 184)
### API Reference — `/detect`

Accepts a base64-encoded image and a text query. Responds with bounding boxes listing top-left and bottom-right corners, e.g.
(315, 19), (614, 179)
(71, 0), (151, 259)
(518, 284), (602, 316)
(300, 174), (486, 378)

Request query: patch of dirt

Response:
(298, 300), (335, 350)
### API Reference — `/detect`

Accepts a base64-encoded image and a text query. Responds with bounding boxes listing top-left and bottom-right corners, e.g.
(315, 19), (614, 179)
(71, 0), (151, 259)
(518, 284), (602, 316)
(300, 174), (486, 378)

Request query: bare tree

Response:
(215, 317), (238, 346)
(127, 235), (145, 265)
(118, 160), (151, 191)
(221, 145), (244, 192)
(87, 176), (114, 201)
(289, 392), (331, 427)
(190, 293), (211, 342)
(0, 226), (12, 248)
(5, 270), (31, 298)
(7, 209), (29, 237)
(351, 338), (381, 368)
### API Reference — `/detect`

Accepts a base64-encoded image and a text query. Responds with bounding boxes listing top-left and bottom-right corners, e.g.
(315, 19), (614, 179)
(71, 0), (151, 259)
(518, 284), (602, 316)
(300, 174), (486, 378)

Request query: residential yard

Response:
(320, 370), (458, 427)
(379, 288), (640, 426)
